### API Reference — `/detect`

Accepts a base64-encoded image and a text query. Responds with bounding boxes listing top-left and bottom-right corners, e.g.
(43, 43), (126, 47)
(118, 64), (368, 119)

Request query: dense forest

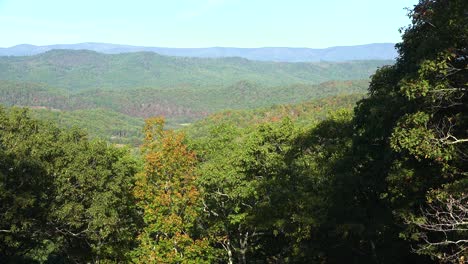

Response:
(0, 68), (372, 143)
(0, 51), (387, 90)
(0, 0), (467, 263)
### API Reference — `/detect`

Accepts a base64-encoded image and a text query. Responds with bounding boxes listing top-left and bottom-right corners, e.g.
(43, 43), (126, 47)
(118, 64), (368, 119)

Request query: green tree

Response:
(0, 107), (139, 263)
(48, 135), (140, 263)
(192, 113), (353, 263)
(0, 107), (55, 263)
(389, 0), (467, 261)
(330, 0), (467, 262)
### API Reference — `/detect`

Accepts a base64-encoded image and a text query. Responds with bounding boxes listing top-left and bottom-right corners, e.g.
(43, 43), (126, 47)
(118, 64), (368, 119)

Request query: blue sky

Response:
(0, 0), (418, 48)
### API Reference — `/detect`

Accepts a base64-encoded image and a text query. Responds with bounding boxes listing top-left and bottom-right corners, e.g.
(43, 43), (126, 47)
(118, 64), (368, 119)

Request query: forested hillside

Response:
(0, 0), (466, 263)
(0, 51), (389, 90)
(185, 94), (363, 138)
(0, 79), (368, 115)
(0, 50), (381, 144)
(28, 93), (364, 145)
(0, 79), (369, 143)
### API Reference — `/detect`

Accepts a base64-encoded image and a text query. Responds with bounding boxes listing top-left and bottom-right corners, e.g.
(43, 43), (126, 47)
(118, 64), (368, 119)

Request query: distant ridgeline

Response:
(0, 49), (393, 144)
(0, 42), (397, 62)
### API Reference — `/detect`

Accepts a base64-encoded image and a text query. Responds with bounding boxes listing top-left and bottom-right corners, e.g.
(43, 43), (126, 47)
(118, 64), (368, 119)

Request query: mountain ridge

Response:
(0, 42), (397, 62)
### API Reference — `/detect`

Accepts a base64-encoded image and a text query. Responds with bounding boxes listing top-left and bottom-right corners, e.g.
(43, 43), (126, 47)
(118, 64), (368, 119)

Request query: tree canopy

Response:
(0, 0), (466, 263)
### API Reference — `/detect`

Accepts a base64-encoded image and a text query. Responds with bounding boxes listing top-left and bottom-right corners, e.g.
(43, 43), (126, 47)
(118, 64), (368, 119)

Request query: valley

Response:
(1, 1), (466, 263)
(0, 50), (388, 144)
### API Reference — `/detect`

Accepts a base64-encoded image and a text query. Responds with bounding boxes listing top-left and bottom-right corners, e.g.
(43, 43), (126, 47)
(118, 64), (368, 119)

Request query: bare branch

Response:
(408, 194), (468, 263)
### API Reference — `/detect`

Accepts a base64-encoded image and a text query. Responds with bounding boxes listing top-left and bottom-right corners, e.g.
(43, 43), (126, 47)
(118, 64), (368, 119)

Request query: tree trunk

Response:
(238, 249), (247, 264)
(227, 244), (233, 264)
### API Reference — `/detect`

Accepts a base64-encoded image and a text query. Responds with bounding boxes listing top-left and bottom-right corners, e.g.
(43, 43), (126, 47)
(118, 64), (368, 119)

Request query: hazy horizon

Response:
(1, 41), (396, 49)
(0, 0), (418, 48)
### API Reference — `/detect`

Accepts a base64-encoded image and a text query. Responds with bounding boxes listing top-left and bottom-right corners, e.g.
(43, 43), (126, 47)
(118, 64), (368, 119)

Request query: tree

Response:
(0, 107), (140, 263)
(191, 122), (258, 264)
(389, 0), (467, 261)
(191, 113), (354, 263)
(406, 194), (467, 263)
(0, 107), (54, 263)
(335, 0), (467, 262)
(133, 117), (214, 263)
(48, 135), (140, 263)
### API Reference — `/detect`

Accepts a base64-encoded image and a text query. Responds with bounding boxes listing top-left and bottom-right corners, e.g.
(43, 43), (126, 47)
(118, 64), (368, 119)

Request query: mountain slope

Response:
(0, 50), (391, 91)
(25, 93), (364, 145)
(31, 108), (144, 145)
(0, 79), (369, 121)
(184, 93), (364, 139)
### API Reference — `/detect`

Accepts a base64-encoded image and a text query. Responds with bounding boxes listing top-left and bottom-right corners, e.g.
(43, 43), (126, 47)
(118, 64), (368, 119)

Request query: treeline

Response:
(0, 0), (466, 263)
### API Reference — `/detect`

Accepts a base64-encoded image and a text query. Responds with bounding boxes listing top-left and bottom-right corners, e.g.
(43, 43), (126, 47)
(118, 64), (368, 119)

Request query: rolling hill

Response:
(0, 79), (369, 119)
(0, 50), (391, 91)
(25, 93), (365, 145)
(0, 78), (370, 145)
(0, 49), (392, 145)
(184, 93), (364, 139)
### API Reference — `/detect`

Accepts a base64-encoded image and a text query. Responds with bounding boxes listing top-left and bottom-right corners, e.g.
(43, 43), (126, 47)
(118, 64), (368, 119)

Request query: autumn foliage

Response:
(133, 117), (214, 263)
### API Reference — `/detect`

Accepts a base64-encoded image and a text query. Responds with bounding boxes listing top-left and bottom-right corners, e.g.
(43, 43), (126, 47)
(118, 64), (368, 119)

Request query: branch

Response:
(424, 239), (468, 246)
(408, 194), (468, 263)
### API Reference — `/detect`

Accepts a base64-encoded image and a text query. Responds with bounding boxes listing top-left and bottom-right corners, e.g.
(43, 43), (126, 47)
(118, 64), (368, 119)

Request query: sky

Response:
(0, 0), (419, 48)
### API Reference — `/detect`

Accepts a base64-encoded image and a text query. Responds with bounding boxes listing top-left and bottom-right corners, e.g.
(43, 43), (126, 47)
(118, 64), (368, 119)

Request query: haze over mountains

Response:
(0, 42), (397, 62)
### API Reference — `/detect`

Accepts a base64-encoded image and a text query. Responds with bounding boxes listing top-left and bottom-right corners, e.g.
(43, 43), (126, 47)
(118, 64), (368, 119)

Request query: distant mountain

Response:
(0, 42), (397, 62)
(0, 49), (392, 91)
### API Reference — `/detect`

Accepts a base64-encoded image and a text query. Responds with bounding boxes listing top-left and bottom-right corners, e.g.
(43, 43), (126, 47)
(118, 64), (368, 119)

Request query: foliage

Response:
(132, 117), (215, 263)
(0, 1), (465, 263)
(185, 93), (363, 139)
(0, 107), (139, 263)
(0, 79), (368, 145)
(326, 0), (468, 262)
(189, 111), (355, 262)
(32, 108), (144, 145)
